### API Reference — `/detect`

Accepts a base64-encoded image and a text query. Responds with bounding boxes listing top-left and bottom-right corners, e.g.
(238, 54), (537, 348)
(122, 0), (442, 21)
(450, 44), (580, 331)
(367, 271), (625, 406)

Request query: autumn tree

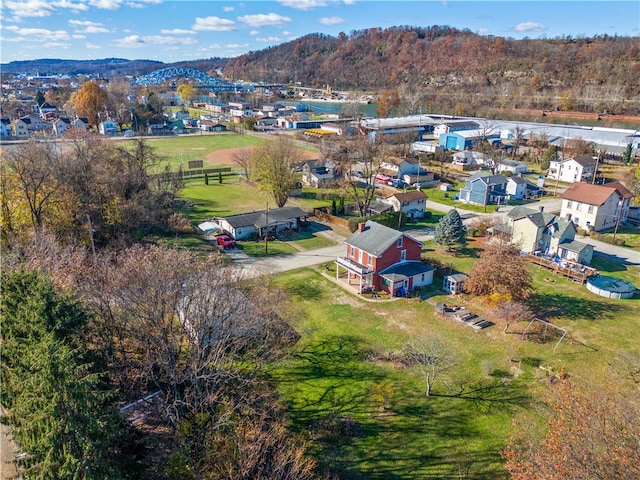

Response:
(75, 80), (109, 126)
(252, 137), (300, 208)
(434, 209), (467, 251)
(465, 241), (533, 302)
(503, 379), (640, 480)
(176, 84), (196, 105)
(404, 336), (456, 397)
(3, 140), (60, 232)
(377, 89), (400, 117)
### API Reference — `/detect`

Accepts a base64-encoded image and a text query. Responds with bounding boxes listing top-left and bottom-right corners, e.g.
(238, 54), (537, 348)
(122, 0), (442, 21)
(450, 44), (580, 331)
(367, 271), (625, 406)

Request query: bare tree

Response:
(489, 300), (534, 333)
(232, 147), (255, 180)
(330, 134), (385, 217)
(404, 336), (456, 397)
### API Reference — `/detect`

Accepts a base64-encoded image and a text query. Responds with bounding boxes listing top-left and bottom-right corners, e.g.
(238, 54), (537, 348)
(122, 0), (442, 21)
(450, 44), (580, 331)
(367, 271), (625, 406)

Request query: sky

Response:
(1, 0), (638, 64)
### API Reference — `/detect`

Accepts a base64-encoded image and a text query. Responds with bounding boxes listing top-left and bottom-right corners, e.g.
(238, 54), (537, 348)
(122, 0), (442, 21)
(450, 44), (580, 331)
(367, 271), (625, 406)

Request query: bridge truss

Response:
(131, 67), (239, 92)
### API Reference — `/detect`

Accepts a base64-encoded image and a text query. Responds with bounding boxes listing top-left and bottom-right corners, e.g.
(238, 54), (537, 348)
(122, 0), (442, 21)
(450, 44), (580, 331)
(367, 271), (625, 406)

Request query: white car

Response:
(123, 130), (135, 137)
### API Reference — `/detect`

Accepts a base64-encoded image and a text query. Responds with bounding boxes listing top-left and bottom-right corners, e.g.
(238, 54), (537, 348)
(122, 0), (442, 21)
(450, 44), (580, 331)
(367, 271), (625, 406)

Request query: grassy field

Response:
(270, 243), (640, 479)
(592, 226), (640, 251)
(145, 133), (263, 172)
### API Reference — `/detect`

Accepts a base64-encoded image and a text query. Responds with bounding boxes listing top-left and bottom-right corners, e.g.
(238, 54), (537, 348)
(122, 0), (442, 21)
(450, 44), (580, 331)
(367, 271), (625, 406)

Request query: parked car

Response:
(123, 129), (135, 137)
(387, 179), (406, 188)
(216, 234), (234, 249)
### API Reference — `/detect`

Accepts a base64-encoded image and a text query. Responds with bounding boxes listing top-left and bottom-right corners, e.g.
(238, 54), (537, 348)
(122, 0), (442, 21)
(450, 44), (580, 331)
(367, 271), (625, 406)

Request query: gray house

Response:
(215, 206), (309, 240)
(458, 172), (508, 206)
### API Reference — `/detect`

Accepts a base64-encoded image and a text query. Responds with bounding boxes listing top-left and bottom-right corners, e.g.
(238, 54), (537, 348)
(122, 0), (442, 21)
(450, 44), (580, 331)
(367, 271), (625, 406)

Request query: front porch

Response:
(335, 256), (375, 294)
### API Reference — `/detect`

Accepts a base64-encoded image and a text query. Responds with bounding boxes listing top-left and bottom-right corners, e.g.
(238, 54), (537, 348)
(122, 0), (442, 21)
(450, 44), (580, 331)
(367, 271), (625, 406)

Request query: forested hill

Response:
(223, 26), (640, 114)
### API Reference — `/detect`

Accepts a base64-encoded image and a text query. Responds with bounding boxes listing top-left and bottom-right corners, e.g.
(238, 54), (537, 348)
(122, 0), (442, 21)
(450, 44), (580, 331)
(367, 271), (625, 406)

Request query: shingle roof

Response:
(344, 220), (421, 257)
(221, 207), (308, 229)
(558, 239), (592, 253)
(571, 156), (598, 167)
(562, 181), (634, 206)
(468, 172), (508, 185)
(387, 190), (427, 203)
(508, 176), (527, 185)
(379, 261), (436, 281)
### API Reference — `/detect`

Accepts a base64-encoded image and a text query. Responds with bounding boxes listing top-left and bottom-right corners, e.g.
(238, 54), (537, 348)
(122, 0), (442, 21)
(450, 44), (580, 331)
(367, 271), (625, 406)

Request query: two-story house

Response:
(301, 159), (338, 188)
(560, 181), (634, 232)
(458, 172), (508, 206)
(379, 156), (421, 180)
(335, 221), (435, 295)
(547, 156), (597, 183)
(494, 206), (593, 264)
(52, 117), (70, 137)
(383, 190), (428, 219)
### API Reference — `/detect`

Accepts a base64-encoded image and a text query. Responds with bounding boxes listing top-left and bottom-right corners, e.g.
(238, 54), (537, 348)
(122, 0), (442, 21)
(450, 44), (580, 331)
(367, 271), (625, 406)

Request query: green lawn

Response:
(269, 244), (639, 479)
(144, 133), (263, 172)
(592, 227), (640, 251)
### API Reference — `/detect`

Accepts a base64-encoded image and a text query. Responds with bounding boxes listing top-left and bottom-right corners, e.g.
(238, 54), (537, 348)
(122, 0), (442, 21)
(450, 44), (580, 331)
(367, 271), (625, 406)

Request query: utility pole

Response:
(613, 200), (623, 242)
(265, 203), (269, 255)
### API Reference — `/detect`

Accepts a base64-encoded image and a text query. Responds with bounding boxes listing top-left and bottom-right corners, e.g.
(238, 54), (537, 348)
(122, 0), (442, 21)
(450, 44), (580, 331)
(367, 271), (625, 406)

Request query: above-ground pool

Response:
(586, 275), (638, 299)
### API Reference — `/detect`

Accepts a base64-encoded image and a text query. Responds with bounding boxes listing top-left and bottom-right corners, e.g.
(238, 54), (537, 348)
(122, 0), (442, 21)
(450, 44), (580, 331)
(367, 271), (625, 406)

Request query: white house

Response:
(0, 119), (12, 138)
(99, 120), (117, 135)
(547, 156), (597, 183)
(560, 181), (634, 232)
(383, 190), (428, 219)
(506, 176), (528, 199)
(52, 117), (70, 137)
(498, 159), (528, 175)
(379, 156), (421, 178)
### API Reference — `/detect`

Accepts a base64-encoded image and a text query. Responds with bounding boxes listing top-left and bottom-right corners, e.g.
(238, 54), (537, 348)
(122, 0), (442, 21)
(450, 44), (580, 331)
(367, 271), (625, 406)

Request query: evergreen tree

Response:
(622, 143), (633, 165)
(35, 90), (46, 106)
(434, 209), (467, 251)
(0, 270), (132, 479)
(541, 145), (558, 171)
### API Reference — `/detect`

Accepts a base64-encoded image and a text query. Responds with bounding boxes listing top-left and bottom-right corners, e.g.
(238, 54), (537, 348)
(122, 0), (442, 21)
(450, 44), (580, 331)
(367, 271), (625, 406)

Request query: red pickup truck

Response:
(216, 234), (234, 249)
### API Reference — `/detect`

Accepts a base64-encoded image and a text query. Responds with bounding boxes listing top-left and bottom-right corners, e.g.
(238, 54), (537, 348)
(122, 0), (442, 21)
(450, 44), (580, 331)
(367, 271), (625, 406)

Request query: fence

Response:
(313, 208), (351, 229)
(151, 167), (232, 181)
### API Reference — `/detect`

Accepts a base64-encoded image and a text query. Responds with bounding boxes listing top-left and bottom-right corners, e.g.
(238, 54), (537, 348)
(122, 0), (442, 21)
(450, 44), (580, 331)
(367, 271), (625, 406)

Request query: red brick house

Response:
(335, 220), (435, 296)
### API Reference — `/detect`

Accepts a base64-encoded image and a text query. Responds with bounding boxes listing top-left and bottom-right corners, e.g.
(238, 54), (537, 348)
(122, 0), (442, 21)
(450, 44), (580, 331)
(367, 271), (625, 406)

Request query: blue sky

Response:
(1, 0), (638, 64)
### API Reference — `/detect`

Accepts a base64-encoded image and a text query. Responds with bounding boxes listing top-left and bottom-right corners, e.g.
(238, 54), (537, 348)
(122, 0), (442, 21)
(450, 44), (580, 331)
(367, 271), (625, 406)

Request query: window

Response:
(397, 237), (403, 248)
(421, 273), (425, 282)
(367, 255), (372, 266)
(567, 201), (573, 209)
(350, 246), (354, 257)
(401, 250), (407, 261)
(587, 205), (593, 214)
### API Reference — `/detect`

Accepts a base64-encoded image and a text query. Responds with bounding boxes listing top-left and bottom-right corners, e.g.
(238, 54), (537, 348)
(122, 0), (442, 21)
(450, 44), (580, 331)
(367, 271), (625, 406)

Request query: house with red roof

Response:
(560, 181), (634, 232)
(335, 220), (435, 296)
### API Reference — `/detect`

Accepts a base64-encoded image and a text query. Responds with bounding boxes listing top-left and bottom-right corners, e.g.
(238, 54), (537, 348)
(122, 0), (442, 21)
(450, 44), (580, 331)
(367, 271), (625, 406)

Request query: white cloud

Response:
(278, 0), (326, 11)
(42, 41), (70, 49)
(476, 28), (491, 35)
(223, 6), (234, 12)
(86, 42), (101, 49)
(4, 0), (55, 18)
(112, 33), (197, 48)
(53, 0), (89, 12)
(161, 28), (196, 35)
(113, 34), (145, 47)
(193, 16), (237, 31)
(238, 13), (291, 27)
(143, 35), (197, 45)
(72, 34), (87, 39)
(319, 16), (344, 26)
(256, 36), (280, 43)
(4, 25), (71, 41)
(89, 0), (122, 10)
(514, 21), (545, 32)
(249, 29), (260, 35)
(69, 20), (109, 33)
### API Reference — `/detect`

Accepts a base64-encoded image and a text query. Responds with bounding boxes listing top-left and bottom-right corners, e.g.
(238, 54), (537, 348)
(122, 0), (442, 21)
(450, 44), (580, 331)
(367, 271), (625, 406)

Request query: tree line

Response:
(223, 26), (640, 116)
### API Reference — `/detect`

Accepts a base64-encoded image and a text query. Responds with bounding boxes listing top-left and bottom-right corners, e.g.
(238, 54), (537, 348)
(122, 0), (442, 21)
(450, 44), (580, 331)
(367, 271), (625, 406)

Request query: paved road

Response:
(236, 197), (638, 275)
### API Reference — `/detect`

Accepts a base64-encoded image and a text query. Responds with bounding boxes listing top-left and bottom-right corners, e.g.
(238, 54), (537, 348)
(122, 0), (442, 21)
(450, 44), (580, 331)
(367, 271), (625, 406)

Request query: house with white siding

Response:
(547, 156), (597, 183)
(560, 181), (634, 232)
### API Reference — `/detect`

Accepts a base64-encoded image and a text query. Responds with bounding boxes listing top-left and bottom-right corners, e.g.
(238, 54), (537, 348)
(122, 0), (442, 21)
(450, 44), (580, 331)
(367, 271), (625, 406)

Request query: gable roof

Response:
(467, 172), (508, 185)
(562, 181), (634, 206)
(344, 220), (421, 257)
(379, 261), (436, 281)
(508, 176), (528, 185)
(383, 156), (419, 166)
(386, 190), (427, 203)
(570, 155), (597, 167)
(220, 206), (308, 229)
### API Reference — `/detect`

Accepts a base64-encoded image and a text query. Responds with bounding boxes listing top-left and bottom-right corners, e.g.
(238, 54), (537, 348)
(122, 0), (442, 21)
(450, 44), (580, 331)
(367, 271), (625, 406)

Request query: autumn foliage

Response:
(503, 379), (640, 480)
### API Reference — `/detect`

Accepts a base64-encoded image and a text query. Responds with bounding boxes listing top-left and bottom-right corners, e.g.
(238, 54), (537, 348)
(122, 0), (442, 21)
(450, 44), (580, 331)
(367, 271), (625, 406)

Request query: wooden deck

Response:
(524, 254), (597, 284)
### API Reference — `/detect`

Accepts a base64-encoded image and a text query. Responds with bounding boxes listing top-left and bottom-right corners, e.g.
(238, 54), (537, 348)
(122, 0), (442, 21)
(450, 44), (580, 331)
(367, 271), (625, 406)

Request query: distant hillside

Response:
(223, 26), (640, 115)
(0, 57), (229, 78)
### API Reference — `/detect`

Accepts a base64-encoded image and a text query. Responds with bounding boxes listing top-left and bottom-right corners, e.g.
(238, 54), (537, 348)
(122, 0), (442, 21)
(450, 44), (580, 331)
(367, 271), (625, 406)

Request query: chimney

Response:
(358, 222), (366, 233)
(538, 206), (544, 212)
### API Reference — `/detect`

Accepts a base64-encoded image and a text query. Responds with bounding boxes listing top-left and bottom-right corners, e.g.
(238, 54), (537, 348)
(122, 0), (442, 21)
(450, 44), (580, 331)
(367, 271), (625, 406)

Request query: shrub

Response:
(167, 213), (195, 234)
